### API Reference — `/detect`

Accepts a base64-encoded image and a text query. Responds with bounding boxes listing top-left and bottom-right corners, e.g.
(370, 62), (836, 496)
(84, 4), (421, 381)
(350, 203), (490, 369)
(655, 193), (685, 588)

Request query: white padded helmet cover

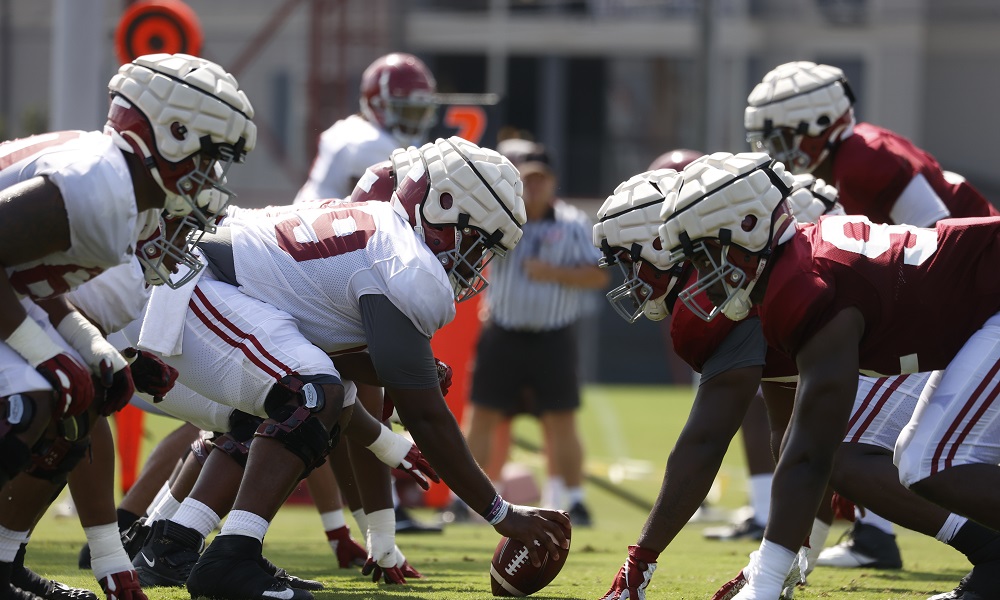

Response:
(658, 152), (796, 254)
(594, 169), (682, 270)
(786, 173), (843, 224)
(417, 137), (526, 251)
(745, 61), (852, 136)
(108, 53), (257, 162)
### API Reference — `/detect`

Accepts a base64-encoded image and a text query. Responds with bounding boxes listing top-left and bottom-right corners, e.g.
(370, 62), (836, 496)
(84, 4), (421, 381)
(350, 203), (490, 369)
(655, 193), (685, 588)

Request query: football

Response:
(490, 535), (570, 597)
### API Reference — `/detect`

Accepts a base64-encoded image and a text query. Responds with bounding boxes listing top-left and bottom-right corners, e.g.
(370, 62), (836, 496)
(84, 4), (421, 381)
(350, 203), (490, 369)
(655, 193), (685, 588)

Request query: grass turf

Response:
(30, 384), (970, 599)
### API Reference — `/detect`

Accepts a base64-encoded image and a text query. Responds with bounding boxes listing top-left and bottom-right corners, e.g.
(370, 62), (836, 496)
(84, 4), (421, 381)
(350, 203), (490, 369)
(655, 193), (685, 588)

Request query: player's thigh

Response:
(166, 279), (337, 417)
(895, 317), (1000, 486)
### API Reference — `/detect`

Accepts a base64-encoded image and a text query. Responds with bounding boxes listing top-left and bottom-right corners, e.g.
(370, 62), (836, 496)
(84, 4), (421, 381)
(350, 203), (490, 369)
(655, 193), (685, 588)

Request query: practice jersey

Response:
(227, 200), (455, 352)
(670, 268), (757, 373)
(760, 215), (1000, 376)
(0, 130), (145, 299)
(832, 123), (998, 225)
(294, 115), (401, 203)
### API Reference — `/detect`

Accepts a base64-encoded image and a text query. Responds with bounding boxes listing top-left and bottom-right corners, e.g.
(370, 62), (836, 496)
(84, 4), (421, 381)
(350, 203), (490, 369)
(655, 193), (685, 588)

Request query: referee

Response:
(461, 138), (609, 527)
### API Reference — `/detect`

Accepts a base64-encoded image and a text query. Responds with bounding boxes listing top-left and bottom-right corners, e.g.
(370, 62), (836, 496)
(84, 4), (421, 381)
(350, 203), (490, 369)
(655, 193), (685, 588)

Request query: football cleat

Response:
(394, 506), (442, 534)
(12, 544), (97, 600)
(568, 502), (593, 528)
(928, 558), (1000, 600)
(187, 535), (313, 600)
(704, 517), (766, 542)
(132, 520), (203, 587)
(121, 519), (152, 561)
(816, 522), (902, 569)
(256, 555), (323, 591)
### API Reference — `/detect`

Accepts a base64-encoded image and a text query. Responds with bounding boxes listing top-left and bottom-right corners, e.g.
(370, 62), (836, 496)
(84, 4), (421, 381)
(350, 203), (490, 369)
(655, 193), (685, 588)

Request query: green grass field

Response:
(30, 385), (970, 599)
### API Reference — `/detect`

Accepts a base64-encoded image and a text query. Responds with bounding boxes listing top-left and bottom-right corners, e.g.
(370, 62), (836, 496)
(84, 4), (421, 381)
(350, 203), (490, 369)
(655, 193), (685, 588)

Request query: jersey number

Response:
(821, 216), (938, 266)
(275, 205), (376, 262)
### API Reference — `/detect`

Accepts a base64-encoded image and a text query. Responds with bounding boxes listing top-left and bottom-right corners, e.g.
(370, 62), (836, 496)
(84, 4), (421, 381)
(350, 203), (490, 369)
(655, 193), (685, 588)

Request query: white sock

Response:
(545, 477), (566, 510)
(146, 491), (181, 523)
(220, 510), (269, 542)
(352, 509), (369, 535)
(753, 539), (797, 594)
(172, 499), (221, 538)
(936, 513), (969, 543)
(320, 509), (347, 532)
(86, 523), (132, 580)
(0, 526), (28, 562)
(856, 510), (894, 535)
(805, 519), (832, 576)
(566, 486), (585, 507)
(749, 474), (772, 525)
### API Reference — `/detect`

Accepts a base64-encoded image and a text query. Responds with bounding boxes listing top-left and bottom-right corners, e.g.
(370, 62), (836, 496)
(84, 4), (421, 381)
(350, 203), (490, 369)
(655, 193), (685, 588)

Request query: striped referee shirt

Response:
(484, 199), (602, 332)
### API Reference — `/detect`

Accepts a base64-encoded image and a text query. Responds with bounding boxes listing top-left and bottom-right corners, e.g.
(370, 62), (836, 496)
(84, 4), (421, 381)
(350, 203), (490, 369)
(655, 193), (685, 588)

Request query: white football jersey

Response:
(0, 130), (146, 299)
(228, 200), (455, 351)
(66, 258), (149, 334)
(294, 115), (401, 203)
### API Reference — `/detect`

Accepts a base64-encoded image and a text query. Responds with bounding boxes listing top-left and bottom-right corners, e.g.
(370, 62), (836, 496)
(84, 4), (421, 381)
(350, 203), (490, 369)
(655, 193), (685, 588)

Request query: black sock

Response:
(949, 520), (1000, 564)
(117, 508), (141, 532)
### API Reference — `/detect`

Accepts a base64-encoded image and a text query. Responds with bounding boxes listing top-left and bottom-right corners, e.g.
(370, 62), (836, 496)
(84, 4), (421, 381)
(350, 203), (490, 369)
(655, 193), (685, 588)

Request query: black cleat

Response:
(817, 522), (903, 569)
(256, 555), (323, 591)
(13, 544), (96, 600)
(703, 516), (766, 542)
(187, 535), (312, 600)
(928, 558), (1000, 600)
(121, 519), (152, 561)
(394, 506), (442, 534)
(132, 520), (203, 587)
(568, 502), (593, 528)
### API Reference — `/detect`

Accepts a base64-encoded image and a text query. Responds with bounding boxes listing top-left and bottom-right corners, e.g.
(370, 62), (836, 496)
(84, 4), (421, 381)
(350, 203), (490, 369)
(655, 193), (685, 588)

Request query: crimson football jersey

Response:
(760, 215), (1000, 376)
(832, 123), (999, 224)
(670, 269), (757, 373)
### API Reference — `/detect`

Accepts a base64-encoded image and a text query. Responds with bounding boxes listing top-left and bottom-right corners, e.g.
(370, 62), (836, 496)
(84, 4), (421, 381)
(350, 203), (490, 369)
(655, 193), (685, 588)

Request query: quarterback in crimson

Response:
(654, 152), (1000, 600)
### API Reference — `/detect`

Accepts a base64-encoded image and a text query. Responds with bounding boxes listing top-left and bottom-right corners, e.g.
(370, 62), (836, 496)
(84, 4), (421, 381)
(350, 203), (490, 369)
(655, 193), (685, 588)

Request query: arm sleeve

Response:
(699, 317), (767, 384)
(889, 173), (951, 227)
(359, 294), (440, 389)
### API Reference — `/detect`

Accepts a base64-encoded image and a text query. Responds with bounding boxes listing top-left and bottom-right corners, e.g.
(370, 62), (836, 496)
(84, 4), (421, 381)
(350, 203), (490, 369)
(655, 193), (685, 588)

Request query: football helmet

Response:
(745, 61), (855, 174)
(354, 137), (525, 302)
(105, 53), (256, 228)
(594, 169), (688, 323)
(657, 152), (796, 322)
(648, 148), (703, 172)
(359, 53), (438, 149)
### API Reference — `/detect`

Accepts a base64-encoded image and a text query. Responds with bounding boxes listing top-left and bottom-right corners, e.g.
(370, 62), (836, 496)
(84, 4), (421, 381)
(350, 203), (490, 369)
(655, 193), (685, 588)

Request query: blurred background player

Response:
(648, 149), (774, 541)
(295, 52), (438, 203)
(745, 60), (1000, 571)
(458, 137), (608, 527)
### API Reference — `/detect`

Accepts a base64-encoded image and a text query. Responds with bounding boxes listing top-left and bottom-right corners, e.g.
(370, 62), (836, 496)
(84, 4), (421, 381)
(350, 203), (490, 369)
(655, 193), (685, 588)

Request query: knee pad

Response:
(189, 435), (214, 466)
(26, 437), (90, 482)
(0, 395), (37, 438)
(257, 375), (344, 475)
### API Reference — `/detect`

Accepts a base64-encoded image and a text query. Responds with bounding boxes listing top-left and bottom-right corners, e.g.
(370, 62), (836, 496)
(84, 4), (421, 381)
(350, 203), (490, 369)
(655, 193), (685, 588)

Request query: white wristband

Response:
(4, 316), (63, 367)
(56, 311), (126, 373)
(366, 424), (411, 467)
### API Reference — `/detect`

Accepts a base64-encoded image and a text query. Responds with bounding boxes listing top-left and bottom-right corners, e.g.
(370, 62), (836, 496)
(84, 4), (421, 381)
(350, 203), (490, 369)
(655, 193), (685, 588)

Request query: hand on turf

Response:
(99, 569), (147, 600)
(434, 358), (453, 396)
(397, 444), (440, 491)
(364, 521), (406, 584)
(327, 525), (367, 568)
(599, 545), (658, 600)
(123, 347), (178, 402)
(394, 546), (423, 579)
(493, 505), (571, 568)
(830, 491), (864, 522)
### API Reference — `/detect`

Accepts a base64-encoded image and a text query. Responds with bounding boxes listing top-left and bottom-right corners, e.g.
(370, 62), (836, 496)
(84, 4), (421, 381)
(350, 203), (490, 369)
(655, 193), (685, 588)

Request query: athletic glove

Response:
(98, 358), (135, 416)
(396, 546), (423, 579)
(4, 316), (93, 418)
(831, 491), (864, 522)
(122, 347), (177, 402)
(326, 525), (367, 568)
(99, 569), (147, 600)
(56, 311), (132, 415)
(366, 425), (441, 491)
(435, 358), (453, 396)
(599, 545), (658, 600)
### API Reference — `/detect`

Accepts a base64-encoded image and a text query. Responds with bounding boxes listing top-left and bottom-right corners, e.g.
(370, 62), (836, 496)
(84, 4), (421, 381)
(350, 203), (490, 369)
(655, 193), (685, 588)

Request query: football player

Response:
(118, 137), (568, 600)
(745, 61), (998, 225)
(649, 152), (1000, 600)
(0, 53), (254, 600)
(594, 160), (1000, 600)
